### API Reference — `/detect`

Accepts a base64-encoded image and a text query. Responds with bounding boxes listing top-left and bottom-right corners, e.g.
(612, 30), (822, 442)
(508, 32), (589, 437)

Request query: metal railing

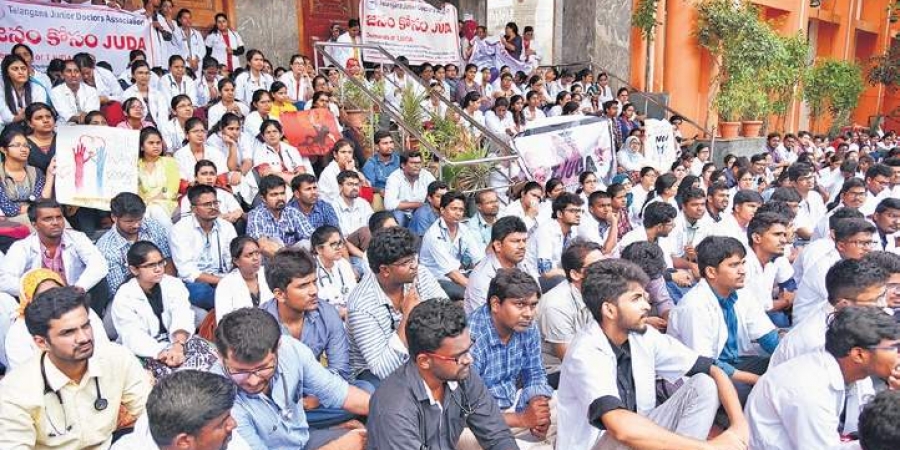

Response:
(314, 42), (530, 192)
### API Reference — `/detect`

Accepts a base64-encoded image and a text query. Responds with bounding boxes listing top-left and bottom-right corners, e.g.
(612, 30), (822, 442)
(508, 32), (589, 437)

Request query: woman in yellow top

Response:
(137, 127), (180, 231)
(268, 80), (297, 120)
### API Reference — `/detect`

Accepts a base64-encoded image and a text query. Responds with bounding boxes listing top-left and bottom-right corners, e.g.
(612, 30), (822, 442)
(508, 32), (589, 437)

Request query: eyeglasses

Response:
(5, 143), (28, 149)
(867, 342), (900, 353)
(138, 260), (167, 270)
(193, 200), (220, 209)
(847, 191), (867, 198)
(320, 240), (344, 251)
(390, 255), (418, 268)
(843, 239), (875, 248)
(225, 362), (277, 383)
(426, 344), (474, 364)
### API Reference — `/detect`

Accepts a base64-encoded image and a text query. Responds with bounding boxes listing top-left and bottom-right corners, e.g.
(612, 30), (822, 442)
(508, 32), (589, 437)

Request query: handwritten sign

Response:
(360, 0), (461, 65)
(513, 116), (617, 188)
(0, 0), (149, 73)
(55, 125), (139, 210)
(643, 119), (678, 173)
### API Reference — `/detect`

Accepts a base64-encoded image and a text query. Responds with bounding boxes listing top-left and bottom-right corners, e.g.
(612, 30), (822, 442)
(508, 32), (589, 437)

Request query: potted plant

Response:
(740, 83), (769, 137)
(336, 76), (373, 130)
(397, 84), (428, 151)
(804, 59), (865, 134)
(714, 80), (744, 138)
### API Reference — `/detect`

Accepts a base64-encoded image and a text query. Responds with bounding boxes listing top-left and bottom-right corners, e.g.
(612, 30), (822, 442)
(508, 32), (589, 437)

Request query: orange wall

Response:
(635, 0), (898, 136)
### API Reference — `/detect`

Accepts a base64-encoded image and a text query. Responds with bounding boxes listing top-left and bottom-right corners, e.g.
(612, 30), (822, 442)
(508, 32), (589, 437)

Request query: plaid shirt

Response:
(246, 204), (315, 246)
(468, 304), (553, 411)
(287, 199), (340, 230)
(96, 217), (172, 298)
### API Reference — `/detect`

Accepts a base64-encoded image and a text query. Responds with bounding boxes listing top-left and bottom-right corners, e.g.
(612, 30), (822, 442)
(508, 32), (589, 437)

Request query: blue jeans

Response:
(392, 209), (412, 227)
(185, 282), (216, 310)
(306, 379), (375, 429)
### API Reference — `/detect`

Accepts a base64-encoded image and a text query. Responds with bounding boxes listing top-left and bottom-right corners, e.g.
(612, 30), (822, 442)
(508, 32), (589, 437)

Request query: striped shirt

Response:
(346, 270), (446, 379)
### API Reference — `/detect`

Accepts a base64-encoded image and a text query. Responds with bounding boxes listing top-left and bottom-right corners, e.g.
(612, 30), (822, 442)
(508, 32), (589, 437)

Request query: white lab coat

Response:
(557, 321), (703, 450)
(746, 350), (873, 449)
(50, 83), (100, 123)
(667, 280), (776, 360)
(214, 268), (273, 323)
(111, 276), (194, 358)
(0, 230), (109, 298)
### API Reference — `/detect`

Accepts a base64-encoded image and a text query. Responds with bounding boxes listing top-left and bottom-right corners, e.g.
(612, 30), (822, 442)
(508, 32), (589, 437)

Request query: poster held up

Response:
(55, 125), (139, 211)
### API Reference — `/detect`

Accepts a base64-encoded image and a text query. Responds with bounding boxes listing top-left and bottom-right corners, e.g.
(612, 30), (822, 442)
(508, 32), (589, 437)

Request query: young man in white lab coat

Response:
(745, 306), (900, 450)
(667, 236), (780, 404)
(557, 259), (749, 450)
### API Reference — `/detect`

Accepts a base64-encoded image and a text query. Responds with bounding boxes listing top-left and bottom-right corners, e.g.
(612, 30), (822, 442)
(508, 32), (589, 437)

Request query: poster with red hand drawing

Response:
(55, 125), (139, 211)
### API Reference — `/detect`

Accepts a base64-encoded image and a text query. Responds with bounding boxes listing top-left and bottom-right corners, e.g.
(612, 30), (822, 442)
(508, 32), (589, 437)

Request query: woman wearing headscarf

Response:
(616, 135), (647, 181)
(4, 269), (109, 371)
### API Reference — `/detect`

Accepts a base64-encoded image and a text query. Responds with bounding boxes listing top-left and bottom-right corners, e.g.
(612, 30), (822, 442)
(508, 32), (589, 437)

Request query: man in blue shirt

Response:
(467, 267), (555, 449)
(288, 174), (340, 230)
(263, 247), (374, 428)
(214, 307), (370, 450)
(668, 236), (780, 405)
(248, 175), (315, 258)
(409, 180), (448, 236)
(96, 192), (173, 300)
(362, 130), (400, 198)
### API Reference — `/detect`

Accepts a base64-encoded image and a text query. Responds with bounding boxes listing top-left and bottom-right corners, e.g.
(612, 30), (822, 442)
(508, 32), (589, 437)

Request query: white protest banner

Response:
(643, 119), (678, 173)
(513, 116), (616, 188)
(360, 0), (461, 65)
(0, 0), (149, 73)
(55, 125), (139, 211)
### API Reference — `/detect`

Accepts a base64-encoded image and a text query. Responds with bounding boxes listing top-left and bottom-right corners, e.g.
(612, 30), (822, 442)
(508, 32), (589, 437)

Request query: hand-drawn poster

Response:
(513, 115), (616, 188)
(281, 109), (342, 157)
(55, 125), (139, 210)
(643, 119), (678, 173)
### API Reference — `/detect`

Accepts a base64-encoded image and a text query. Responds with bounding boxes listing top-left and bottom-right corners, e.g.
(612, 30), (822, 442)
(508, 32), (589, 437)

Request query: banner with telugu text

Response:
(0, 0), (148, 73)
(513, 115), (617, 188)
(360, 0), (461, 65)
(55, 125), (139, 211)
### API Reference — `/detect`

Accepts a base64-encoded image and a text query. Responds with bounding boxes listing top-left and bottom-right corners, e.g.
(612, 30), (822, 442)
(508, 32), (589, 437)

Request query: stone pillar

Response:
(235, 0), (300, 67)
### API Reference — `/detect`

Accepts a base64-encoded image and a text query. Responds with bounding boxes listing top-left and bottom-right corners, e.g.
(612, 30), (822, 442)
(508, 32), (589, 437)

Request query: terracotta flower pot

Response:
(719, 121), (741, 139)
(741, 120), (763, 138)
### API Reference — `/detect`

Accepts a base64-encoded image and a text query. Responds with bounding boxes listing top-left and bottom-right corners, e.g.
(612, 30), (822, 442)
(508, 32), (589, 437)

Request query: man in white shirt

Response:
(537, 240), (603, 388)
(619, 202), (695, 298)
(534, 193), (583, 290)
(669, 187), (712, 277)
(384, 56), (424, 109)
(858, 390), (900, 450)
(333, 19), (362, 68)
(557, 259), (748, 450)
(169, 185), (237, 310)
(872, 198), (900, 253)
(709, 190), (762, 246)
(331, 170), (373, 262)
(746, 307), (899, 450)
(420, 191), (485, 300)
(0, 287), (151, 450)
(383, 151), (436, 227)
(860, 164), (892, 217)
(793, 218), (876, 324)
(706, 182), (730, 223)
(51, 60), (100, 124)
(577, 191), (619, 256)
(667, 236), (779, 404)
(793, 207), (863, 283)
(113, 370), (250, 450)
(770, 258), (888, 368)
(0, 200), (109, 312)
(743, 212), (794, 327)
(465, 216), (538, 314)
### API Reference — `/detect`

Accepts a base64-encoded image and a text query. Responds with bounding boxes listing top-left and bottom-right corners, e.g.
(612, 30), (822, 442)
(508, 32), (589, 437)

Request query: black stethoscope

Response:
(167, 74), (187, 95)
(316, 258), (348, 295)
(40, 352), (108, 437)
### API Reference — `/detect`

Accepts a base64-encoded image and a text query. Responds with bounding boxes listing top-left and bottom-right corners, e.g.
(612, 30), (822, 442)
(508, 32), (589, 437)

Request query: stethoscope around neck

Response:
(40, 352), (108, 437)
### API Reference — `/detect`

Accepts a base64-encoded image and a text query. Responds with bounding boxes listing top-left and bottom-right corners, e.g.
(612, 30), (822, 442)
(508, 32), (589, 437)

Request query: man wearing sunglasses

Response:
(214, 307), (369, 450)
(746, 306), (900, 449)
(367, 298), (516, 450)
